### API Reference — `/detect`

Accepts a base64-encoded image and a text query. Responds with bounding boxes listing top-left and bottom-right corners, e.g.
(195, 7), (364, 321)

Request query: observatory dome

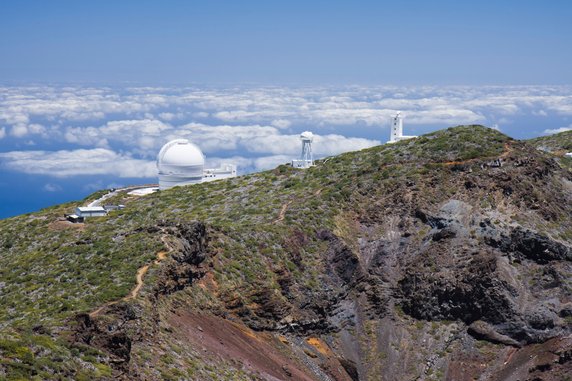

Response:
(300, 131), (314, 141)
(157, 139), (205, 190)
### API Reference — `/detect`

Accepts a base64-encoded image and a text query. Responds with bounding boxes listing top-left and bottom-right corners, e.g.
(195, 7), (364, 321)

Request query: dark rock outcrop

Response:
(467, 320), (521, 347)
(319, 229), (366, 287)
(497, 228), (571, 263)
(399, 251), (518, 325)
(154, 221), (209, 295)
(73, 304), (138, 366)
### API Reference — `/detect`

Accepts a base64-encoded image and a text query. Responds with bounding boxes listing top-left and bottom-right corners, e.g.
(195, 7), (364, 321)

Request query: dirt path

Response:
(503, 347), (518, 365)
(156, 251), (167, 262)
(272, 188), (322, 224)
(126, 265), (151, 300)
(500, 142), (513, 159)
(443, 141), (513, 166)
(89, 233), (174, 318)
(273, 201), (292, 224)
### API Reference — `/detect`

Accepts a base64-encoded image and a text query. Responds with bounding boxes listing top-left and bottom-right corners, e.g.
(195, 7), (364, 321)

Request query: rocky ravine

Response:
(1, 126), (571, 380)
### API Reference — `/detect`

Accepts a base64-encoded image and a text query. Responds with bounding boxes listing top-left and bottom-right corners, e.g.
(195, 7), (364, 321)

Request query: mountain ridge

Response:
(1, 125), (571, 380)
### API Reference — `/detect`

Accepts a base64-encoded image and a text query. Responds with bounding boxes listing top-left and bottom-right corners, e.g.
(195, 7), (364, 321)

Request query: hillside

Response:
(527, 130), (572, 172)
(528, 129), (572, 153)
(1, 125), (571, 381)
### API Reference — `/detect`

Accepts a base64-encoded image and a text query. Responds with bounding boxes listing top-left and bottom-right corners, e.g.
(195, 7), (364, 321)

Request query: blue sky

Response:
(1, 0), (572, 84)
(0, 1), (571, 218)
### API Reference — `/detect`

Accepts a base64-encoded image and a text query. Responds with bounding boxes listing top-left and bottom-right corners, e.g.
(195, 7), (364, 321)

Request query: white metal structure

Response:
(76, 206), (107, 218)
(388, 112), (417, 143)
(203, 164), (237, 182)
(157, 139), (205, 190)
(157, 139), (237, 190)
(292, 131), (314, 169)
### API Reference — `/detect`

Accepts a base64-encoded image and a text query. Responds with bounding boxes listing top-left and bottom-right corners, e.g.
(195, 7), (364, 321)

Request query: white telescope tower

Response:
(292, 131), (314, 169)
(388, 112), (417, 143)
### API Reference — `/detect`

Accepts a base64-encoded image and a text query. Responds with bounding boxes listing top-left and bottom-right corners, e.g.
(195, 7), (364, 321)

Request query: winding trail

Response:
(126, 265), (151, 300)
(443, 142), (513, 166)
(89, 233), (174, 318)
(500, 142), (514, 159)
(272, 189), (322, 224)
(273, 201), (292, 224)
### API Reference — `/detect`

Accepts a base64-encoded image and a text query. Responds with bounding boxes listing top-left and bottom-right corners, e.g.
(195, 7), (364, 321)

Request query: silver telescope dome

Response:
(157, 139), (205, 190)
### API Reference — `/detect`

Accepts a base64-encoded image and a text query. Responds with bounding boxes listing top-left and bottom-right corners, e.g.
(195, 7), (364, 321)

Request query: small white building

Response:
(388, 112), (417, 143)
(203, 164), (237, 182)
(292, 131), (314, 169)
(565, 152), (572, 158)
(66, 214), (84, 223)
(75, 206), (107, 218)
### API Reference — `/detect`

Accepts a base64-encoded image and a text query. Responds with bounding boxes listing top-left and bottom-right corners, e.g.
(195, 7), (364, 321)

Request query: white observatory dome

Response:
(157, 139), (205, 190)
(300, 131), (314, 141)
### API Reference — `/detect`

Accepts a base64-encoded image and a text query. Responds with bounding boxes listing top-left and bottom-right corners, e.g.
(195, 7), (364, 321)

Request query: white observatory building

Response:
(292, 131), (314, 169)
(388, 112), (417, 143)
(157, 139), (236, 190)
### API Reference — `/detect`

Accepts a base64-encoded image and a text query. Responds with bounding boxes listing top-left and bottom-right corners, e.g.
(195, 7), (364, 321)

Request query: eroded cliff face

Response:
(2, 127), (571, 381)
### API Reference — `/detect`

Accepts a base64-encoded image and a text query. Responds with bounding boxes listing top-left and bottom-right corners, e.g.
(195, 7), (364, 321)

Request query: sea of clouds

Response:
(0, 85), (571, 180)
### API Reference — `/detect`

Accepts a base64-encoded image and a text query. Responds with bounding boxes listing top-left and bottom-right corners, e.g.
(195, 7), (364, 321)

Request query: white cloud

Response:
(138, 136), (156, 149)
(103, 119), (170, 136)
(158, 112), (188, 121)
(0, 86), (171, 134)
(239, 132), (379, 156)
(2, 84), (572, 180)
(0, 149), (156, 178)
(271, 119), (292, 129)
(166, 123), (380, 158)
(543, 126), (572, 135)
(253, 155), (292, 171)
(63, 119), (170, 152)
(171, 123), (280, 154)
(404, 109), (484, 125)
(206, 154), (293, 172)
(82, 180), (126, 191)
(11, 124), (29, 137)
(205, 156), (255, 171)
(314, 134), (380, 155)
(158, 112), (176, 121)
(9, 123), (46, 138)
(2, 85), (572, 138)
(43, 183), (62, 192)
(192, 111), (209, 119)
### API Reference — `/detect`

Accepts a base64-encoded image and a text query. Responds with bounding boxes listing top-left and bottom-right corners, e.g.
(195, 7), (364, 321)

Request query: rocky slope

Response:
(0, 126), (571, 381)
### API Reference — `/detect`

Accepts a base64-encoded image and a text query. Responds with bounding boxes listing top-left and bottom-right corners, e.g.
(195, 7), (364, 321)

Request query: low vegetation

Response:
(0, 125), (570, 380)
